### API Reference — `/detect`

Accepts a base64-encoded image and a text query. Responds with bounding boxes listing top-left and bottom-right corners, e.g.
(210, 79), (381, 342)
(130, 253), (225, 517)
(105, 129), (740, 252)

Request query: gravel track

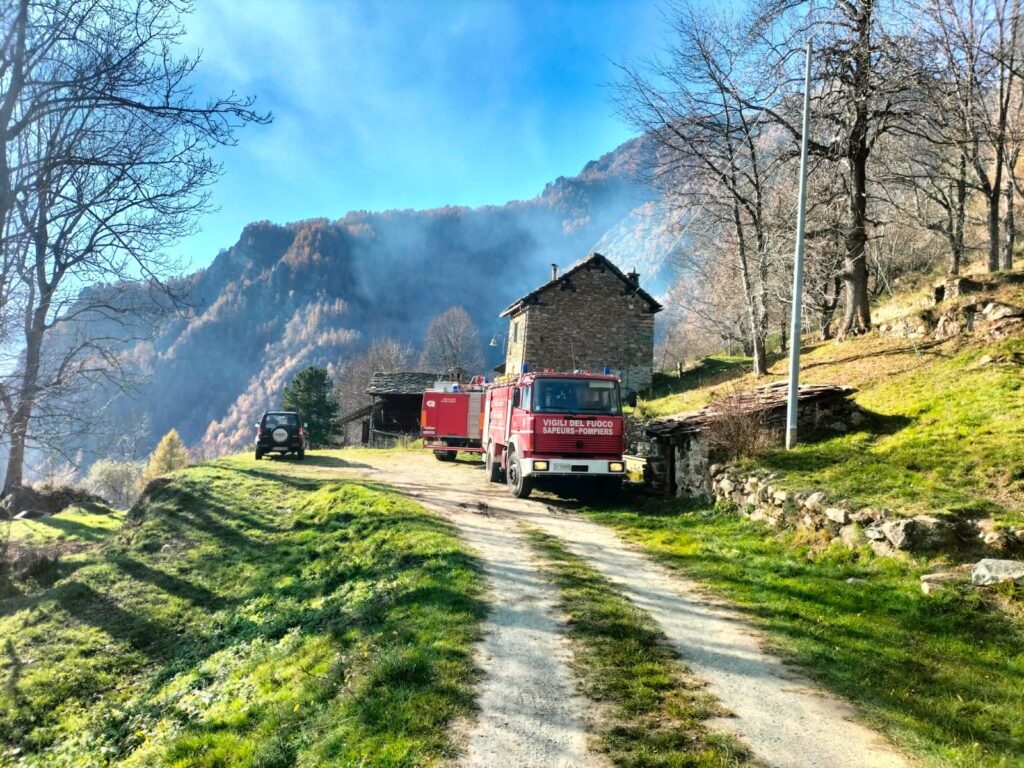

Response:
(355, 459), (605, 768)
(346, 453), (913, 768)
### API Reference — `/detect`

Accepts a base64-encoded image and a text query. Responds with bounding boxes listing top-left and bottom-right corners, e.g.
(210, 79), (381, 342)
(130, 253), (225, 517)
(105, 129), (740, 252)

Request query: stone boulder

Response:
(803, 491), (826, 512)
(864, 525), (887, 541)
(920, 571), (969, 594)
(914, 515), (955, 550)
(981, 301), (1024, 321)
(825, 507), (850, 525)
(880, 519), (917, 550)
(971, 559), (1024, 586)
(879, 515), (953, 551)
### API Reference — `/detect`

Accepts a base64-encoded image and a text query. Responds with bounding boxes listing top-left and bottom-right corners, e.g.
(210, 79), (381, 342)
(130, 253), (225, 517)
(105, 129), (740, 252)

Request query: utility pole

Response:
(786, 39), (813, 450)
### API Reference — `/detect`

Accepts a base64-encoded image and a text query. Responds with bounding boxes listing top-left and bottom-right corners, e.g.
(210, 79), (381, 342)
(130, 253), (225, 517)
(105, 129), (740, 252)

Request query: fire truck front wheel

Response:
(506, 449), (533, 499)
(485, 444), (503, 483)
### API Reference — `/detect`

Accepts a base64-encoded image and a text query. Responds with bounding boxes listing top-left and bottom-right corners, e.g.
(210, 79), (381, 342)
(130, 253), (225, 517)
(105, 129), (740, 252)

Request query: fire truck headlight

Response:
(533, 460), (549, 471)
(608, 461), (625, 473)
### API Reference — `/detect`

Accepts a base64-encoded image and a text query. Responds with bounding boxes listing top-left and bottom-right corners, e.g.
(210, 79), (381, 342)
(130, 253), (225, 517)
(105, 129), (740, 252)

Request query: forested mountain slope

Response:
(76, 135), (675, 460)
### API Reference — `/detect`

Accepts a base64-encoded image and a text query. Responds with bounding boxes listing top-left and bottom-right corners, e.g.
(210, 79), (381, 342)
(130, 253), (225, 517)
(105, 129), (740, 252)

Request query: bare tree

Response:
(418, 306), (485, 373)
(910, 0), (1021, 273)
(336, 337), (414, 415)
(744, 0), (920, 335)
(616, 3), (782, 375)
(0, 0), (267, 491)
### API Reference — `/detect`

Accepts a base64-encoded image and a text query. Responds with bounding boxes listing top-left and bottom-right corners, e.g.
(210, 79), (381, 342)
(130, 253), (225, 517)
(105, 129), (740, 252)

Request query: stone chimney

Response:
(551, 263), (558, 281)
(627, 267), (640, 287)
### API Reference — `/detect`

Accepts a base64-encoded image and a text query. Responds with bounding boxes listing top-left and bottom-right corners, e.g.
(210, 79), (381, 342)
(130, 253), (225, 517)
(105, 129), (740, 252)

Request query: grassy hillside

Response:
(640, 274), (1024, 524)
(0, 456), (485, 767)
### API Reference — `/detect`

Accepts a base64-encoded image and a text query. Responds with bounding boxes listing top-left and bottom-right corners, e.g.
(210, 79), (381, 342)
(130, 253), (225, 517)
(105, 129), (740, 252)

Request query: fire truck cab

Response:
(483, 372), (626, 498)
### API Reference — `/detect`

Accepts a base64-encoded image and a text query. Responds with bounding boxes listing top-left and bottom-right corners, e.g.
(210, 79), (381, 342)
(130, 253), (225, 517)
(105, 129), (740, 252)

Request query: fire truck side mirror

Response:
(626, 391), (638, 408)
(512, 388), (521, 408)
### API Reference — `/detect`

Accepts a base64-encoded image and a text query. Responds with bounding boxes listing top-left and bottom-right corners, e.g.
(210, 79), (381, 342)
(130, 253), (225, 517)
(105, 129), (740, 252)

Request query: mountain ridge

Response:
(62, 133), (677, 462)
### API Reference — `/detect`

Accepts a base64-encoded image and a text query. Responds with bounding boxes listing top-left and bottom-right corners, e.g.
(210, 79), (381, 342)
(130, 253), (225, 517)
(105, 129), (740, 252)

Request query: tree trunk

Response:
(819, 313), (834, 341)
(951, 153), (967, 275)
(779, 311), (788, 354)
(841, 147), (871, 335)
(1003, 178), (1015, 271)
(3, 223), (50, 494)
(839, 2), (873, 336)
(987, 185), (1002, 272)
(751, 334), (767, 377)
(3, 319), (44, 493)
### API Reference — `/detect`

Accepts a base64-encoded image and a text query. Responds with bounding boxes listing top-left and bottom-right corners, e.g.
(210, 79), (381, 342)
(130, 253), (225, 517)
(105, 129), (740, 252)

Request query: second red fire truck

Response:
(421, 370), (627, 498)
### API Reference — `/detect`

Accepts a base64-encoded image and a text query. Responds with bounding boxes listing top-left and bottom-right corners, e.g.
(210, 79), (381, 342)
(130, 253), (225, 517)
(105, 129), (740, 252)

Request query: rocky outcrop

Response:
(882, 279), (1024, 342)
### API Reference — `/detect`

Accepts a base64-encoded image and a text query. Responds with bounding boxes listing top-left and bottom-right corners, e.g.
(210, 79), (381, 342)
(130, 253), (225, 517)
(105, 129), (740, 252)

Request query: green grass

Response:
(753, 336), (1024, 524)
(638, 356), (754, 418)
(582, 500), (1024, 768)
(526, 529), (750, 768)
(0, 457), (486, 767)
(5, 505), (125, 545)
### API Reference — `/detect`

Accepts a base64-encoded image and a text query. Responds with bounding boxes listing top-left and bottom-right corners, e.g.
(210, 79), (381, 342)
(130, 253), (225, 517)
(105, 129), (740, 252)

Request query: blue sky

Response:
(177, 0), (664, 269)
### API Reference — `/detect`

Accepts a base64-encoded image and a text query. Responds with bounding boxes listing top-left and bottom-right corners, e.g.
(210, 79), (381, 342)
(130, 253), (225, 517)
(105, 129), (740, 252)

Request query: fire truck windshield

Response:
(532, 378), (621, 415)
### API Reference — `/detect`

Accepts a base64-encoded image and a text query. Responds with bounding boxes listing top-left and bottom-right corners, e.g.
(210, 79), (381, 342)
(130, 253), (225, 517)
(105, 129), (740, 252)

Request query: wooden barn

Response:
(364, 372), (440, 447)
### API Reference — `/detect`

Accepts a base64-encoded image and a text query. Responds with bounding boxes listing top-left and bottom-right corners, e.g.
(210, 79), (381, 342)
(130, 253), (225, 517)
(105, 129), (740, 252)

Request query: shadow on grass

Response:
(260, 453), (376, 471)
(52, 580), (192, 662)
(112, 555), (227, 611)
(802, 338), (949, 371)
(25, 516), (118, 543)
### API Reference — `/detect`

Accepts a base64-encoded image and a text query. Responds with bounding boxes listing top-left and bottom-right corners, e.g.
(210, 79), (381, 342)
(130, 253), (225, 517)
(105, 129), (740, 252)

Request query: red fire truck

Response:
(421, 371), (627, 498)
(420, 379), (486, 462)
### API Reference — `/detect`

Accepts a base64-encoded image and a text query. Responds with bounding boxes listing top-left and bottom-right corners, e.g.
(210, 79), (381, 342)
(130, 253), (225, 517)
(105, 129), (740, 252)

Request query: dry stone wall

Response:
(706, 464), (1024, 559)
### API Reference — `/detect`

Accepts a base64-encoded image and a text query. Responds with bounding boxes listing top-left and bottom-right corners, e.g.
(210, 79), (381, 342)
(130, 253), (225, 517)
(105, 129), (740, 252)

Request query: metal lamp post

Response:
(786, 39), (813, 450)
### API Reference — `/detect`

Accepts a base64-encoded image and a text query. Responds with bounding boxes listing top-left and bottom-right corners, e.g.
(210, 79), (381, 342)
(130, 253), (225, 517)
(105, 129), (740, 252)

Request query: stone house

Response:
(499, 253), (662, 394)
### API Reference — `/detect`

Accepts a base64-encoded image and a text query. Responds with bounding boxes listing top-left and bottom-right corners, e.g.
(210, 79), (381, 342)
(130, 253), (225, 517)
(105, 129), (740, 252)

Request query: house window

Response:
(512, 321), (519, 343)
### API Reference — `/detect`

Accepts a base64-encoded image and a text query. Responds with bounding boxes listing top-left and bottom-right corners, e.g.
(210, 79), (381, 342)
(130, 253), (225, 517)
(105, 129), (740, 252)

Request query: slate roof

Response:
(366, 372), (439, 396)
(645, 382), (857, 439)
(500, 252), (663, 318)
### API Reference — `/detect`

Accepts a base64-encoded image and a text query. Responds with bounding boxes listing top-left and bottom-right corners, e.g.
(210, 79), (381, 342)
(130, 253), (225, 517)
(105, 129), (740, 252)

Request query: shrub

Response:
(84, 459), (146, 509)
(703, 392), (780, 460)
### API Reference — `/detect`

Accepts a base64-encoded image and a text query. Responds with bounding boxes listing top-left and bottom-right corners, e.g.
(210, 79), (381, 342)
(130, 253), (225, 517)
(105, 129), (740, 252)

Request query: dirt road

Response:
(340, 451), (912, 768)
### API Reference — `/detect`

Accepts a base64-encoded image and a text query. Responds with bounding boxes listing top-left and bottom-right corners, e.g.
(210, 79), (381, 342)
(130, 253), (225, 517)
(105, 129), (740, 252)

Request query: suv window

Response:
(262, 413), (299, 428)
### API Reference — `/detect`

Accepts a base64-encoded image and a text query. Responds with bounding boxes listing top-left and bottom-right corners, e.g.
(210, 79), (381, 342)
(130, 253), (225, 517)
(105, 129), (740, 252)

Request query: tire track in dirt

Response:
(348, 454), (913, 768)
(355, 460), (606, 768)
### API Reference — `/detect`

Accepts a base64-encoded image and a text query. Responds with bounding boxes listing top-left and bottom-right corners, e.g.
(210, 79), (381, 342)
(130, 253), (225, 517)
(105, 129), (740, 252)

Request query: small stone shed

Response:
(365, 372), (439, 447)
(500, 252), (663, 395)
(640, 382), (858, 497)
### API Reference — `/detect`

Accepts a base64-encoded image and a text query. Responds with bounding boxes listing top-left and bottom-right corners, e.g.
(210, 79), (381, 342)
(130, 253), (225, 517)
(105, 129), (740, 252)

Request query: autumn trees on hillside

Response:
(620, 0), (1024, 370)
